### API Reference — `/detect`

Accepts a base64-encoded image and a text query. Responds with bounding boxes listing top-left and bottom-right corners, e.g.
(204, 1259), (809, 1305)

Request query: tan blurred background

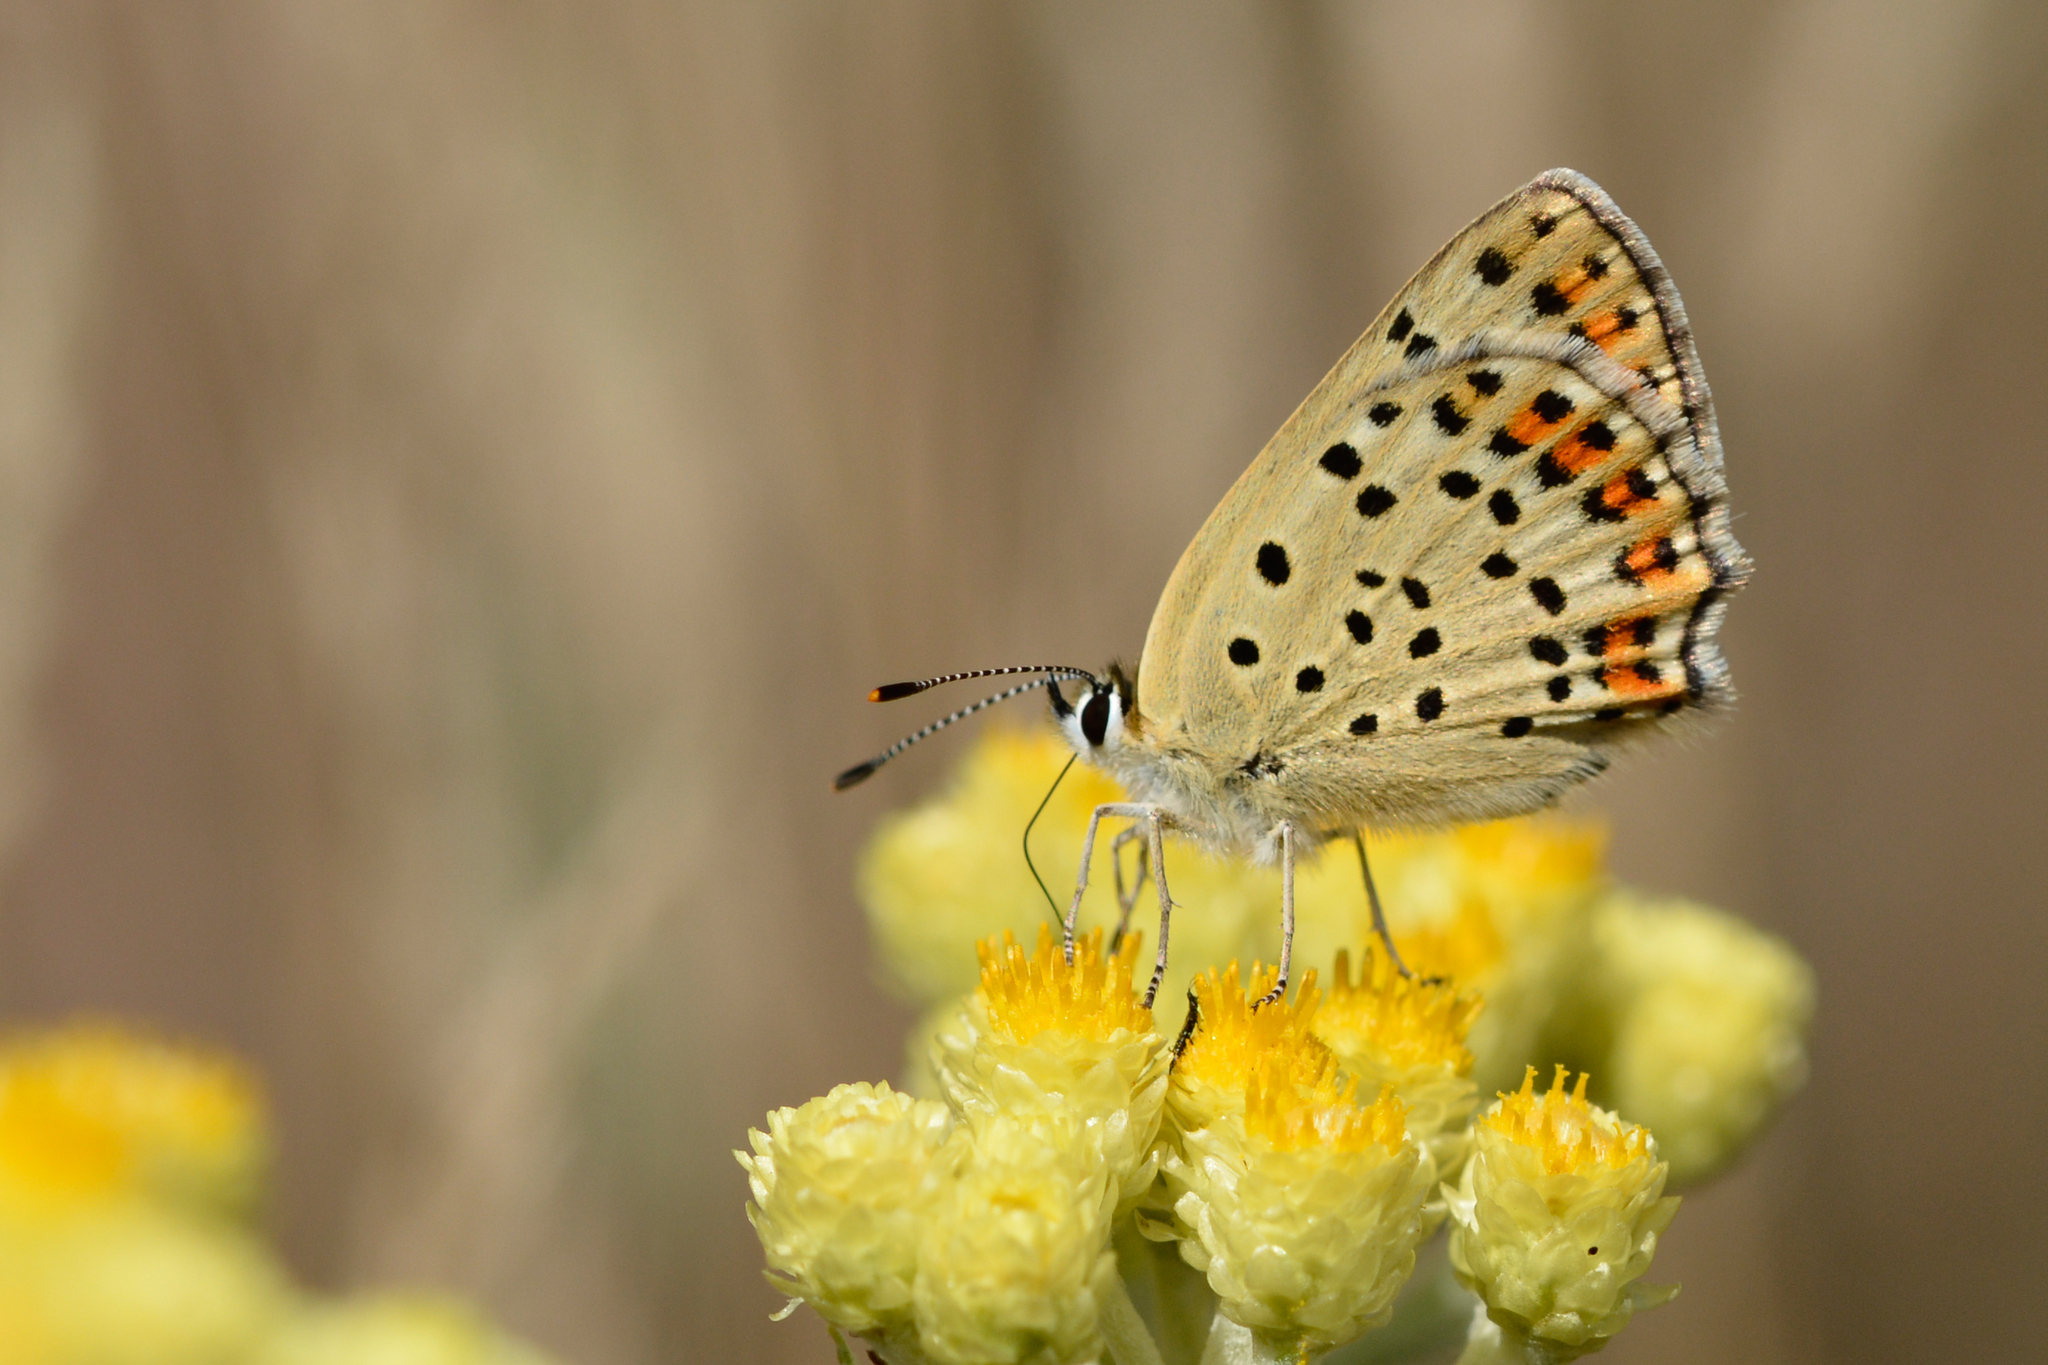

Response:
(0, 2), (2042, 1361)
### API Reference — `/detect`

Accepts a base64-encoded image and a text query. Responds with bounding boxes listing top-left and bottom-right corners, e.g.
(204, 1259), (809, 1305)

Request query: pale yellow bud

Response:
(1589, 893), (1814, 1186)
(738, 1081), (965, 1336)
(252, 1295), (554, 1365)
(0, 1201), (292, 1365)
(1448, 1068), (1679, 1359)
(911, 1117), (1114, 1365)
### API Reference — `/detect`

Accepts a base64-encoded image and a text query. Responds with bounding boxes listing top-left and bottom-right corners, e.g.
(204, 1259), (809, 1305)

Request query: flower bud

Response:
(739, 1082), (965, 1337)
(1588, 893), (1814, 1186)
(1448, 1068), (1679, 1359)
(912, 1117), (1114, 1365)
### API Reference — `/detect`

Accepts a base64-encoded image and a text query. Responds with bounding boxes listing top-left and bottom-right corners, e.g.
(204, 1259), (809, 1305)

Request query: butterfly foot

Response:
(1171, 987), (1202, 1059)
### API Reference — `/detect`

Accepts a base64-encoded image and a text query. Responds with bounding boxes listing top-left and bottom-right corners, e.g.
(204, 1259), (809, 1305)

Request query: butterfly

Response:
(836, 170), (1749, 1007)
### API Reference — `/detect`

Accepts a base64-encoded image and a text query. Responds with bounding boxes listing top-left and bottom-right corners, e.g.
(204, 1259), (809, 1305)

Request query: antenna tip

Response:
(869, 681), (925, 703)
(832, 759), (882, 791)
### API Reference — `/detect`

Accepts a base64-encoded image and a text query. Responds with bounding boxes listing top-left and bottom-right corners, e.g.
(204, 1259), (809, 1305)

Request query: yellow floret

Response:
(1242, 1058), (1404, 1156)
(1484, 1066), (1651, 1175)
(0, 1022), (266, 1220)
(1317, 947), (1480, 1075)
(1173, 963), (1328, 1093)
(977, 926), (1153, 1043)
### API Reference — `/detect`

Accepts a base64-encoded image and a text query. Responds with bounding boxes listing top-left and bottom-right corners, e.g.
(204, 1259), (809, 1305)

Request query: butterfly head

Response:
(1049, 662), (1135, 756)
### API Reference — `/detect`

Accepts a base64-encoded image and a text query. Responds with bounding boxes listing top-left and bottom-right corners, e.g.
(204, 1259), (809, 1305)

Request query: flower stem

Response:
(1097, 1265), (1167, 1365)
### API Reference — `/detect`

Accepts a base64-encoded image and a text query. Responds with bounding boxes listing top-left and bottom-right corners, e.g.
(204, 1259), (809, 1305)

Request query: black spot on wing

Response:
(1319, 443), (1362, 479)
(1387, 309), (1413, 343)
(1415, 688), (1445, 722)
(1530, 636), (1568, 666)
(1474, 248), (1514, 286)
(1530, 577), (1566, 615)
(1229, 638), (1260, 666)
(1532, 282), (1570, 316)
(1346, 610), (1373, 644)
(1431, 396), (1471, 435)
(1548, 675), (1572, 702)
(1404, 332), (1438, 358)
(1368, 402), (1402, 427)
(1356, 485), (1397, 518)
(1501, 717), (1533, 738)
(1409, 628), (1441, 659)
(1256, 542), (1291, 584)
(1356, 569), (1386, 588)
(1488, 429), (1528, 457)
(1295, 666), (1324, 693)
(1481, 552), (1517, 578)
(1489, 490), (1521, 525)
(1532, 390), (1575, 423)
(1401, 577), (1431, 609)
(1349, 713), (1378, 736)
(1468, 369), (1503, 396)
(1438, 471), (1480, 499)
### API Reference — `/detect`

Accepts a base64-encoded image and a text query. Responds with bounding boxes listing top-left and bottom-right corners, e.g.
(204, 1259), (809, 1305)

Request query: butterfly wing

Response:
(1134, 170), (1748, 831)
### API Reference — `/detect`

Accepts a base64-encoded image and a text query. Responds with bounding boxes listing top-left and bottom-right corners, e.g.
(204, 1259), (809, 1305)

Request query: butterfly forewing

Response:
(1134, 171), (1747, 830)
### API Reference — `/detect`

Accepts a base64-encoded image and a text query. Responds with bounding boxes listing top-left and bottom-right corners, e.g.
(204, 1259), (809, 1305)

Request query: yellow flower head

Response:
(0, 1022), (266, 1220)
(1313, 949), (1483, 1180)
(0, 1200), (292, 1365)
(1484, 1066), (1650, 1175)
(1169, 962), (1334, 1132)
(931, 927), (1168, 1210)
(1581, 892), (1816, 1186)
(1165, 1053), (1430, 1352)
(1242, 1058), (1404, 1156)
(1449, 1067), (1681, 1359)
(251, 1294), (555, 1365)
(1316, 947), (1480, 1076)
(738, 1081), (965, 1337)
(911, 1116), (1114, 1365)
(977, 926), (1153, 1043)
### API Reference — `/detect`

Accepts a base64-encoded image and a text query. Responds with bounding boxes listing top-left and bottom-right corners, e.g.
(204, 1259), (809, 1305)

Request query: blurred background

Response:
(0, 2), (2042, 1362)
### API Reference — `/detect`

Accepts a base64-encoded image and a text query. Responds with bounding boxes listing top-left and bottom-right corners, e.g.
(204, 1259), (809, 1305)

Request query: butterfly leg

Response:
(1354, 831), (1416, 978)
(1254, 821), (1297, 1007)
(1064, 802), (1164, 964)
(1109, 824), (1151, 951)
(1140, 808), (1177, 1008)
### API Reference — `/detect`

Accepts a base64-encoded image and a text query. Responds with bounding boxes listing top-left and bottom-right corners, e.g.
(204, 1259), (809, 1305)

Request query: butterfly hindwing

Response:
(1134, 171), (1747, 830)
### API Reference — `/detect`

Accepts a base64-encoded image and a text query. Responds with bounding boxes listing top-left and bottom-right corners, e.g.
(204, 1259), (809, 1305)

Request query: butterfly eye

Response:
(1080, 689), (1112, 747)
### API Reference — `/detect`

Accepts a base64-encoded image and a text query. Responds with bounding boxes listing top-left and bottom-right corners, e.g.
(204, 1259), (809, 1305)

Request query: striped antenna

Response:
(869, 665), (1095, 703)
(833, 669), (1094, 791)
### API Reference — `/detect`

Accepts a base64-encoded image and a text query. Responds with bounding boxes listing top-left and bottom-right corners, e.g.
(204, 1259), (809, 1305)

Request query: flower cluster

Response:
(748, 728), (1817, 1363)
(0, 1021), (551, 1365)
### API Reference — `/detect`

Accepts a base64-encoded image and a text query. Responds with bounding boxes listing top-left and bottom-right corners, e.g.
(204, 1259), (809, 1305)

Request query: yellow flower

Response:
(1448, 1068), (1679, 1359)
(251, 1295), (554, 1365)
(1313, 948), (1483, 1181)
(0, 1022), (267, 1222)
(931, 927), (1168, 1209)
(1582, 892), (1815, 1186)
(1167, 961), (1334, 1133)
(0, 1200), (292, 1365)
(1166, 1054), (1432, 1353)
(912, 1117), (1114, 1365)
(739, 1082), (966, 1337)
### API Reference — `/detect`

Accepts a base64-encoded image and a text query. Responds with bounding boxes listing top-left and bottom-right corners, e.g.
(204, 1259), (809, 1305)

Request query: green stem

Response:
(1198, 1312), (1316, 1365)
(1098, 1265), (1168, 1365)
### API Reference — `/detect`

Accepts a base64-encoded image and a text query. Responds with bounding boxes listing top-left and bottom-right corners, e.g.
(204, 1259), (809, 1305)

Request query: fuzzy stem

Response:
(1098, 1260), (1168, 1365)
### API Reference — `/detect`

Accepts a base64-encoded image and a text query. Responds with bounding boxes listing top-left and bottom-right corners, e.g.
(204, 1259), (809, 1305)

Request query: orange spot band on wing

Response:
(1595, 471), (1658, 517)
(1553, 422), (1619, 476)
